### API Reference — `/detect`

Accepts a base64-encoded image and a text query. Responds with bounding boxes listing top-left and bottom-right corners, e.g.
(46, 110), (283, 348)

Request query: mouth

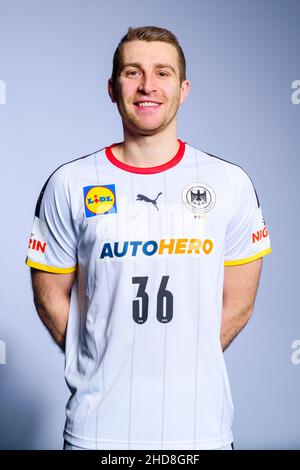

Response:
(134, 100), (162, 109)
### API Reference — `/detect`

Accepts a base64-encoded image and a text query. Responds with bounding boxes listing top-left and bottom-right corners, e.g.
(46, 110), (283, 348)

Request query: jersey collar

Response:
(105, 139), (185, 174)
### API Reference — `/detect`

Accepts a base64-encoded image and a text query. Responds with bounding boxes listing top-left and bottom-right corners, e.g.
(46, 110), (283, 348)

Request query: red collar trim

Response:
(105, 139), (185, 174)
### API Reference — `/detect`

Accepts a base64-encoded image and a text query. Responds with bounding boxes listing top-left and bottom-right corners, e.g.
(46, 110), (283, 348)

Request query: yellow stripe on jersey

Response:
(224, 247), (272, 266)
(26, 258), (77, 274)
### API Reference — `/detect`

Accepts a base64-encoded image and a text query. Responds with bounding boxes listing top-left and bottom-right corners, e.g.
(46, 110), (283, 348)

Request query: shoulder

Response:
(46, 147), (104, 186)
(189, 143), (249, 177)
(34, 148), (105, 216)
(187, 142), (259, 206)
(188, 143), (256, 188)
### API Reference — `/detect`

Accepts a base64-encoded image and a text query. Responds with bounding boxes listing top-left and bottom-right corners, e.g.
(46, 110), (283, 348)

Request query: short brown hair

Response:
(111, 26), (187, 95)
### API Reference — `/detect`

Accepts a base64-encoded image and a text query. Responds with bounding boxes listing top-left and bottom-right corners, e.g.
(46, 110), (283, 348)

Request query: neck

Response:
(113, 124), (179, 168)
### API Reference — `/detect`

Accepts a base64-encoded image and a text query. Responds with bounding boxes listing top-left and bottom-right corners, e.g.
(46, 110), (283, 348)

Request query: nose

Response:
(138, 72), (157, 94)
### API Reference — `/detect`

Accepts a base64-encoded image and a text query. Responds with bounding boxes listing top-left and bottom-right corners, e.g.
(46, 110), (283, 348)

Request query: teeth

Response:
(137, 102), (160, 107)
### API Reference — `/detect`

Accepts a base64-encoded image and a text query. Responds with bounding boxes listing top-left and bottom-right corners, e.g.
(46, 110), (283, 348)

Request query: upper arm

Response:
(223, 258), (263, 310)
(31, 268), (76, 303)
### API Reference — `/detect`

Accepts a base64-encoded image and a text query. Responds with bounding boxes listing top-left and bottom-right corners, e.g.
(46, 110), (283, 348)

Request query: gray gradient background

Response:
(0, 0), (299, 449)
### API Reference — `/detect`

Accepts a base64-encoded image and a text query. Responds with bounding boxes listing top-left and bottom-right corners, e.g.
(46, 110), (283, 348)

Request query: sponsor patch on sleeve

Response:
(251, 207), (269, 245)
(28, 216), (48, 261)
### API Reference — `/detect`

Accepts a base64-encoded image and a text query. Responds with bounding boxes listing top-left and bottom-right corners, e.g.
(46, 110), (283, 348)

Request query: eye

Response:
(157, 70), (169, 77)
(126, 70), (140, 77)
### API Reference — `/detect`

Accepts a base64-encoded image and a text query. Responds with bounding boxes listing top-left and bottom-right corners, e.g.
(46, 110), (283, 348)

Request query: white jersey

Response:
(26, 140), (271, 450)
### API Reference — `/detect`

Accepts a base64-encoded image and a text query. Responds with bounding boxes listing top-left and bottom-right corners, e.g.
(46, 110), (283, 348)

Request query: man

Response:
(26, 26), (271, 450)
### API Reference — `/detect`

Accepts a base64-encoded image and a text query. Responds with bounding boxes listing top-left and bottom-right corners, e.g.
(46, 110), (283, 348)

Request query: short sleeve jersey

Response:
(26, 140), (271, 449)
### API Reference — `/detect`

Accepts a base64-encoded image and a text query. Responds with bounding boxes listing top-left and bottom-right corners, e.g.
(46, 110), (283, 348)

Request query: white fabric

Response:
(26, 142), (270, 450)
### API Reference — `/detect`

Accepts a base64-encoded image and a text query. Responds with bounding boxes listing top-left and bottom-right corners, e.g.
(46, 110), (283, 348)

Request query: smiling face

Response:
(108, 40), (190, 136)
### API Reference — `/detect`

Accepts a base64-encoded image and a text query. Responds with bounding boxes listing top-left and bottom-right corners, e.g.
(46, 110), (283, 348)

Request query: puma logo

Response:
(136, 192), (162, 211)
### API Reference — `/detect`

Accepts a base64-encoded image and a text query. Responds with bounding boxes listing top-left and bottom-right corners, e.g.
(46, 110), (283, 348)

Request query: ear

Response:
(179, 80), (190, 105)
(108, 79), (116, 103)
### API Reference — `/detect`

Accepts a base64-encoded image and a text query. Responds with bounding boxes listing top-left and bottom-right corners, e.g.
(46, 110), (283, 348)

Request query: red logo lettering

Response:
(29, 238), (47, 253)
(252, 227), (269, 243)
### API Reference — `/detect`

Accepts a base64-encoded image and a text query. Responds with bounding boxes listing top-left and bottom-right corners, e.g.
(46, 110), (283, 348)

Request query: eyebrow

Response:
(121, 62), (177, 75)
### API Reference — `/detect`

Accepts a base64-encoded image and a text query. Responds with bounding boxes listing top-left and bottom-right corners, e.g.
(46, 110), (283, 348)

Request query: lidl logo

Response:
(83, 184), (117, 218)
